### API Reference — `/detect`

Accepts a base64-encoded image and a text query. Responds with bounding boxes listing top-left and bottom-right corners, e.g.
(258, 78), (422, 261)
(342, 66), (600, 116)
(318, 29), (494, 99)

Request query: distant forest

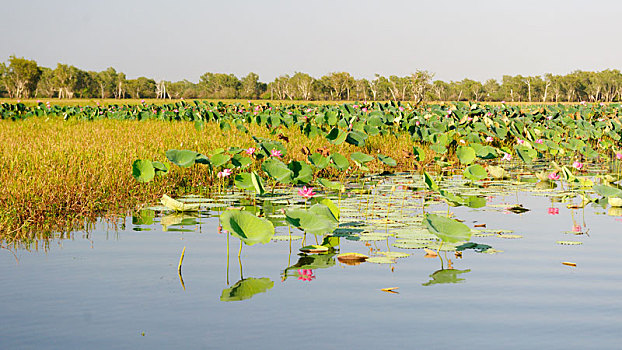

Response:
(2, 55), (622, 103)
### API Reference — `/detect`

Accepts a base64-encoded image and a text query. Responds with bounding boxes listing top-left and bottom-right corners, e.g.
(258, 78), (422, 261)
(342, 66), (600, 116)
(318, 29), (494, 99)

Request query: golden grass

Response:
(0, 117), (419, 241)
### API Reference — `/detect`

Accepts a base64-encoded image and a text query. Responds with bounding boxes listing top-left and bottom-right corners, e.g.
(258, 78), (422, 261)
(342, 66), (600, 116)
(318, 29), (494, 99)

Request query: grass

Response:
(0, 117), (419, 241)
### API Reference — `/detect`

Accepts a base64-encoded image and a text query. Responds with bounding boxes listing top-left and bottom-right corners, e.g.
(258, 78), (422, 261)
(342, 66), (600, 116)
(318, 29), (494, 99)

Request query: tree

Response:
(4, 56), (42, 98)
(369, 74), (391, 101)
(410, 70), (433, 105)
(323, 72), (355, 100)
(240, 72), (264, 99)
(126, 77), (156, 99)
(290, 72), (314, 100)
(199, 73), (240, 99)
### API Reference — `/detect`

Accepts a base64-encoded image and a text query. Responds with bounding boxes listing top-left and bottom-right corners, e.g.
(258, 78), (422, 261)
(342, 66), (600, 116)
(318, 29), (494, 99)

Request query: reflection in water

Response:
(220, 278), (274, 302)
(161, 213), (199, 232)
(422, 269), (470, 286)
(282, 253), (336, 281)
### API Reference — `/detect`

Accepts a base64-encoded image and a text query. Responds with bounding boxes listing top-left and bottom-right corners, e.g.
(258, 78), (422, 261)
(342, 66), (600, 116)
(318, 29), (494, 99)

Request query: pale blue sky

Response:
(1, 0), (621, 82)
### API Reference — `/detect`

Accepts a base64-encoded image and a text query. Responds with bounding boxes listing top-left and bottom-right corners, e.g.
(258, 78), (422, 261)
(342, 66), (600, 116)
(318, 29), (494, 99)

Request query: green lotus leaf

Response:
(261, 158), (293, 183)
(326, 127), (347, 145)
(308, 153), (329, 169)
(220, 210), (275, 245)
(350, 152), (375, 166)
(423, 213), (472, 243)
(456, 146), (476, 165)
(132, 159), (155, 182)
(330, 153), (350, 171)
(151, 161), (169, 176)
(166, 149), (201, 168)
(345, 130), (368, 146)
(378, 154), (397, 167)
(210, 153), (231, 168)
(463, 164), (488, 181)
(288, 160), (313, 184)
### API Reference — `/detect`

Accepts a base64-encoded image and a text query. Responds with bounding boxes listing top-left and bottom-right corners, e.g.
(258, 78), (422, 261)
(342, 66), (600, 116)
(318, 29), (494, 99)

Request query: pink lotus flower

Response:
(141, 99), (145, 103)
(398, 106), (404, 112)
(502, 153), (512, 161)
(547, 115), (554, 120)
(415, 121), (420, 126)
(517, 138), (525, 145)
(548, 172), (560, 181)
(245, 147), (256, 156)
(353, 104), (359, 108)
(535, 139), (544, 144)
(298, 186), (316, 199)
(270, 149), (282, 158)
(217, 168), (232, 178)
(616, 153), (622, 160)
(362, 107), (368, 113)
(485, 136), (494, 142)
(572, 161), (583, 170)
(548, 208), (559, 215)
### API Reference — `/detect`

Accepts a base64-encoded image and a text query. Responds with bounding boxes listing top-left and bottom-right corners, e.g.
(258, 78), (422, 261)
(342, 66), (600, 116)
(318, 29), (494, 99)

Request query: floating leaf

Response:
(300, 245), (329, 253)
(161, 194), (200, 212)
(366, 256), (396, 264)
(557, 241), (583, 245)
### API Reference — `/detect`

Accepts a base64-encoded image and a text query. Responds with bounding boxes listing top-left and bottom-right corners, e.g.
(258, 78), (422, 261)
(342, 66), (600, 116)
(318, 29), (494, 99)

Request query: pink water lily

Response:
(361, 107), (368, 113)
(298, 186), (316, 199)
(217, 168), (232, 178)
(548, 172), (560, 181)
(572, 161), (583, 170)
(502, 153), (512, 161)
(517, 138), (525, 145)
(270, 149), (282, 158)
(485, 136), (494, 143)
(616, 153), (622, 160)
(245, 147), (256, 156)
(535, 139), (544, 144)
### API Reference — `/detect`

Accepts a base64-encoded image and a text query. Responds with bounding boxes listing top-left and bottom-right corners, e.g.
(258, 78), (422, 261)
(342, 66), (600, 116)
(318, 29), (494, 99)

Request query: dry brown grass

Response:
(0, 117), (418, 241)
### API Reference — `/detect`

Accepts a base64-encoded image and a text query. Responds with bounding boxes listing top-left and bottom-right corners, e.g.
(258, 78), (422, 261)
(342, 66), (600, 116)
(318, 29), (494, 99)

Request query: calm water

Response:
(2, 189), (622, 349)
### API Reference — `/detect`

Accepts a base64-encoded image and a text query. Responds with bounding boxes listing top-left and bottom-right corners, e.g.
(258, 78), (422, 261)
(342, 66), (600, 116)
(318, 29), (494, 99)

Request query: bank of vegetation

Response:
(3, 55), (622, 103)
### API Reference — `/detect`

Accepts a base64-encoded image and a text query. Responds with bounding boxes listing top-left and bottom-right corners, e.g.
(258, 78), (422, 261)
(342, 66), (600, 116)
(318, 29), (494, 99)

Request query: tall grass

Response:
(0, 117), (415, 241)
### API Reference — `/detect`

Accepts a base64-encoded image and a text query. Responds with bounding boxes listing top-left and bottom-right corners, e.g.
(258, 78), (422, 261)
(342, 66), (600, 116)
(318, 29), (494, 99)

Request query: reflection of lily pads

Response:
(220, 278), (274, 302)
(422, 269), (470, 286)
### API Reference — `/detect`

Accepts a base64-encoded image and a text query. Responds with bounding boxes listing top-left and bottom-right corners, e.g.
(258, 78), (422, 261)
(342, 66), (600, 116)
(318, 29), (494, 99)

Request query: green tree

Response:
(4, 56), (42, 98)
(199, 72), (240, 98)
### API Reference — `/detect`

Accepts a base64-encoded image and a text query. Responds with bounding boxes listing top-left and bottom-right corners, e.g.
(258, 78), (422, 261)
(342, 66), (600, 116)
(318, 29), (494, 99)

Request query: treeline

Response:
(2, 55), (622, 102)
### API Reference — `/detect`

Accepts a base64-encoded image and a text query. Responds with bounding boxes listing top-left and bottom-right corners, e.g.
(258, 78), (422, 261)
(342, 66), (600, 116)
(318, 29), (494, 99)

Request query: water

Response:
(2, 185), (622, 349)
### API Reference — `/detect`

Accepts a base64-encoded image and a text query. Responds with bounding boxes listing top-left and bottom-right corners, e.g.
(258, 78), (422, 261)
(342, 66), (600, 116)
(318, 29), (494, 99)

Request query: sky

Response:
(1, 0), (621, 83)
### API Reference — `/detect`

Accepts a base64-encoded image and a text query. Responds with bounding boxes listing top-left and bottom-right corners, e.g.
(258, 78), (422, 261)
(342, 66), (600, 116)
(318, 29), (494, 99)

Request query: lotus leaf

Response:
(423, 213), (472, 243)
(220, 210), (275, 245)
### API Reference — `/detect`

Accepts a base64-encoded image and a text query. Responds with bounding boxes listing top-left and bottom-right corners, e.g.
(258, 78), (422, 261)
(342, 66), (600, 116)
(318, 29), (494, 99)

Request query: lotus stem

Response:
(238, 240), (242, 258)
